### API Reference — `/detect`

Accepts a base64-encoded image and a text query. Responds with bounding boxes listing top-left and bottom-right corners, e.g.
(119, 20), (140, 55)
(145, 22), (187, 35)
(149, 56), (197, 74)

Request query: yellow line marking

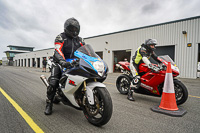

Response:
(104, 82), (200, 99)
(189, 95), (200, 99)
(0, 87), (44, 133)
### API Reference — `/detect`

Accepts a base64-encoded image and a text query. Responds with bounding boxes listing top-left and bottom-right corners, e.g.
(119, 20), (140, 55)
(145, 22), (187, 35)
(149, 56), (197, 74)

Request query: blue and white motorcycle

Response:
(40, 44), (112, 126)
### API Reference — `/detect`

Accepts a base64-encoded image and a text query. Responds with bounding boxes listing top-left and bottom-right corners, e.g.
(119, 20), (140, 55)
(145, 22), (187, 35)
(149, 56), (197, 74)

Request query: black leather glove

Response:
(60, 61), (72, 68)
(71, 60), (79, 66)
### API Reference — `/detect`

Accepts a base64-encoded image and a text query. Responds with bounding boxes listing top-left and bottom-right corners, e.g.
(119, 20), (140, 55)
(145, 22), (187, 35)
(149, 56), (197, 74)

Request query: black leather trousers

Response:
(47, 62), (62, 100)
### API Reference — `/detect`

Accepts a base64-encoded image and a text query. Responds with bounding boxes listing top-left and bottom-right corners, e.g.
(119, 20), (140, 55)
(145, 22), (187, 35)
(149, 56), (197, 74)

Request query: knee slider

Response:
(132, 76), (140, 85)
(47, 86), (54, 95)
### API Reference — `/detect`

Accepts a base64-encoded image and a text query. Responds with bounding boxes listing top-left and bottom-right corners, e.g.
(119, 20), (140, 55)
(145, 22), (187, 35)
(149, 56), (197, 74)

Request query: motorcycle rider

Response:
(127, 39), (161, 101)
(45, 17), (85, 115)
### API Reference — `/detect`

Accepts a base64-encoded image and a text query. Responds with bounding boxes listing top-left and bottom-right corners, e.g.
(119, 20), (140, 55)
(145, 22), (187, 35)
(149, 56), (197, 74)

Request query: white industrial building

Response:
(14, 48), (54, 68)
(14, 16), (200, 78)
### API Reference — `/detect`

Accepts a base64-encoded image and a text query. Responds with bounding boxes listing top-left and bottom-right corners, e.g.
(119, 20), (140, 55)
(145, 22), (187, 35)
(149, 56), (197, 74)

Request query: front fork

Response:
(83, 79), (106, 105)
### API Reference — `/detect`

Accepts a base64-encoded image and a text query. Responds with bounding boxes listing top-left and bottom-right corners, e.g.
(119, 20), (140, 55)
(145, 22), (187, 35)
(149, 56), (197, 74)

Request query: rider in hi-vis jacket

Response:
(45, 18), (85, 115)
(128, 39), (161, 101)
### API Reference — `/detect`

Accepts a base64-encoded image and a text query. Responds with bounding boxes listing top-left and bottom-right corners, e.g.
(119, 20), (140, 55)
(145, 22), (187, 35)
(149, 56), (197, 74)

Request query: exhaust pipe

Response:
(115, 64), (124, 70)
(40, 75), (49, 87)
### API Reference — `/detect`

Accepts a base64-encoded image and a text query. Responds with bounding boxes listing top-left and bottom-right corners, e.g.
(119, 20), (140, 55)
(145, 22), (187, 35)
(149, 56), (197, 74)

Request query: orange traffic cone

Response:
(159, 62), (178, 111)
(151, 62), (187, 117)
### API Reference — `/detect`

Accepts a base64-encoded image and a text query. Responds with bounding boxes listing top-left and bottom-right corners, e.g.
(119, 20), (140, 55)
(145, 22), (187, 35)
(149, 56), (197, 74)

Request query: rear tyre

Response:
(174, 79), (188, 105)
(83, 87), (113, 126)
(116, 74), (131, 95)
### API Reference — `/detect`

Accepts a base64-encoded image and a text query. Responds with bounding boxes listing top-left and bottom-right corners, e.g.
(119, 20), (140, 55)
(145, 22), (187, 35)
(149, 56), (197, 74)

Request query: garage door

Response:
(113, 50), (131, 72)
(114, 50), (131, 63)
(95, 52), (103, 59)
(150, 45), (175, 63)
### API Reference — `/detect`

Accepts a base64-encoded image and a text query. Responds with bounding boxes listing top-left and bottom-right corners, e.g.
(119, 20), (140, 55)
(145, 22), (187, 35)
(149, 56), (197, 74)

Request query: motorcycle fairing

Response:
(74, 45), (108, 76)
(62, 75), (106, 107)
(66, 59), (97, 78)
(61, 44), (108, 107)
(74, 50), (99, 73)
(63, 74), (87, 107)
(140, 70), (165, 95)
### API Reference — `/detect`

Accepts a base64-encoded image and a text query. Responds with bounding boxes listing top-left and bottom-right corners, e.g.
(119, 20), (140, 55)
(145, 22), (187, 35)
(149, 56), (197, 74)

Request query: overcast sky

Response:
(0, 0), (200, 59)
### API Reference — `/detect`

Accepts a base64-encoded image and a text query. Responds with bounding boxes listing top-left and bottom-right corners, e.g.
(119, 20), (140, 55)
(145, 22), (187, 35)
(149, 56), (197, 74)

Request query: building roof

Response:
(7, 45), (34, 49)
(33, 47), (54, 52)
(4, 50), (29, 53)
(84, 15), (200, 39)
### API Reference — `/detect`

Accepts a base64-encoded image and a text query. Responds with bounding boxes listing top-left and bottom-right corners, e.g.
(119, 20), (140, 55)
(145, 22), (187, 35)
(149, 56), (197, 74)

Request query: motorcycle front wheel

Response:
(116, 74), (131, 95)
(174, 79), (188, 105)
(83, 87), (113, 126)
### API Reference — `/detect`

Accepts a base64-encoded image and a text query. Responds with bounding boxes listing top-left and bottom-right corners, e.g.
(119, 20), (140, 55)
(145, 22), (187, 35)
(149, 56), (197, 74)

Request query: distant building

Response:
(14, 48), (54, 68)
(4, 45), (34, 66)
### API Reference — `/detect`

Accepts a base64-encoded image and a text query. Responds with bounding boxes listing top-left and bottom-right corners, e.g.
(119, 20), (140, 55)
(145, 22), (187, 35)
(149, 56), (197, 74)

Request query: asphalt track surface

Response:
(0, 66), (200, 133)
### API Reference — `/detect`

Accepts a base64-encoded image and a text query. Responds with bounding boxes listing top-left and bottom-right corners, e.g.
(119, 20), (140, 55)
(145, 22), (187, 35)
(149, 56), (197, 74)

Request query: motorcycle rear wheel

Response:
(116, 74), (131, 95)
(83, 87), (113, 126)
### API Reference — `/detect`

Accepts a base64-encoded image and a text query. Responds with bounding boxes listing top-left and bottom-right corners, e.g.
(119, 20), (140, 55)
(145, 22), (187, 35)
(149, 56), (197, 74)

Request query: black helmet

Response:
(64, 18), (80, 38)
(144, 39), (157, 51)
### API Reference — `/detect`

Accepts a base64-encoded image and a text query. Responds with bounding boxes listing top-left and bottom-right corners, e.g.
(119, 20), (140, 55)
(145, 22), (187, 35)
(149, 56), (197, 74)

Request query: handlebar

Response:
(151, 63), (167, 72)
(71, 59), (79, 66)
(62, 59), (80, 72)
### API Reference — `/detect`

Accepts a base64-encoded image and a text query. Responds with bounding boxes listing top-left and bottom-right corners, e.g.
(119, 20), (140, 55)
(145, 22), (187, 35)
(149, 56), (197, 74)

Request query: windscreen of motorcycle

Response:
(75, 44), (99, 58)
(158, 55), (175, 65)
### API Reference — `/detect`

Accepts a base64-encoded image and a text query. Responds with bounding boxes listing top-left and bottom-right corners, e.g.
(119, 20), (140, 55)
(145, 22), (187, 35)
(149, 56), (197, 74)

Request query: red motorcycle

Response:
(116, 55), (188, 105)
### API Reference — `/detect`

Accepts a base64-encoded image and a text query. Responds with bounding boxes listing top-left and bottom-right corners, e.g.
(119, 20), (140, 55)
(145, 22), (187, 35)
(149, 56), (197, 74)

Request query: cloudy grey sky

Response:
(0, 0), (200, 59)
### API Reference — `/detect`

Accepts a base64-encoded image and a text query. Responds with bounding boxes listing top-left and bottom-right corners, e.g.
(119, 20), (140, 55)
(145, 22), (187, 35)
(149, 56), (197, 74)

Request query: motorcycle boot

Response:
(45, 85), (56, 115)
(127, 87), (135, 101)
(44, 99), (53, 115)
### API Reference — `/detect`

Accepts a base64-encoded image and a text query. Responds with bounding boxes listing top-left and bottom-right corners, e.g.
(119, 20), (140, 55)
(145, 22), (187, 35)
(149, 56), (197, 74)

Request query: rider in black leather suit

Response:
(45, 18), (85, 115)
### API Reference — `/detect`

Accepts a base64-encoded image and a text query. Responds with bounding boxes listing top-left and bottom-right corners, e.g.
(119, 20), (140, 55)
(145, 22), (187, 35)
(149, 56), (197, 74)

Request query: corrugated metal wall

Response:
(85, 17), (200, 78)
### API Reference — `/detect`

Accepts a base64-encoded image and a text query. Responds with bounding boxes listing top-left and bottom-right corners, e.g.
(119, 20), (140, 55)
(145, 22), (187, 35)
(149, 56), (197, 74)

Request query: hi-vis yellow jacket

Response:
(132, 45), (159, 65)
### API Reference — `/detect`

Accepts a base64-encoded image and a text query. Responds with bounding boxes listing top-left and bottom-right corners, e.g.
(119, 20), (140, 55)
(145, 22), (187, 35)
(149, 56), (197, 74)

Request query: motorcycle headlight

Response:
(92, 61), (105, 76)
(171, 64), (179, 73)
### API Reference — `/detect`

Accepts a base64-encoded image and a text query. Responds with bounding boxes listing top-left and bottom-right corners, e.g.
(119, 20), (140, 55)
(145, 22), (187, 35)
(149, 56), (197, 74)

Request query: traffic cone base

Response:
(151, 105), (187, 117)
